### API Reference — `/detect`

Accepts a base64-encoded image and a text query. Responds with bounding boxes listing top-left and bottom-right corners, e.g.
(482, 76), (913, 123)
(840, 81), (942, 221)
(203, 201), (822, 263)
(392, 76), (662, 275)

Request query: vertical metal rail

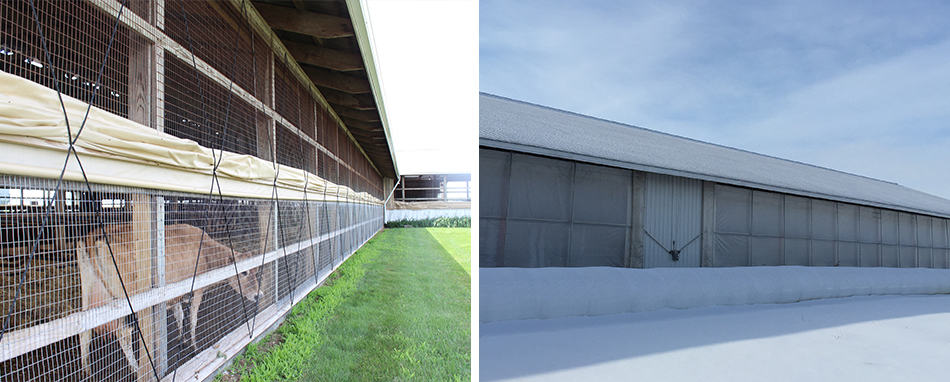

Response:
(566, 161), (577, 266)
(273, 200), (280, 303)
(153, 196), (167, 376)
(834, 202), (840, 266)
(878, 205), (884, 266)
(498, 152), (513, 267)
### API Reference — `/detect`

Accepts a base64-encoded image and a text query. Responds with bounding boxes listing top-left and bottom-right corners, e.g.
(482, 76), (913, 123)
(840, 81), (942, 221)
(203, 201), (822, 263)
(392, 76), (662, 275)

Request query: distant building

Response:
(393, 174), (471, 202)
(386, 174), (471, 223)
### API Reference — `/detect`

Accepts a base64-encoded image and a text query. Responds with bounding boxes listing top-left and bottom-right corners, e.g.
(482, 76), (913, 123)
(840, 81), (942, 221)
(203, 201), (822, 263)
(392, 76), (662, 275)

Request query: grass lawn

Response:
(219, 228), (471, 381)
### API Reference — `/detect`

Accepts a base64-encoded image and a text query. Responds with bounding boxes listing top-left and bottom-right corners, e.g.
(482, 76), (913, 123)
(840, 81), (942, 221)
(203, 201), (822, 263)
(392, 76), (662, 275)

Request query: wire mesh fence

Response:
(0, 176), (382, 380)
(0, 0), (386, 380)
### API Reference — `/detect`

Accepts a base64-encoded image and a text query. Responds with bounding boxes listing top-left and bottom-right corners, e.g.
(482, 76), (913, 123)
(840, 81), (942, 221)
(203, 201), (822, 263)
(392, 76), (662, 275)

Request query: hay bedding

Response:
(0, 256), (81, 331)
(0, 254), (89, 381)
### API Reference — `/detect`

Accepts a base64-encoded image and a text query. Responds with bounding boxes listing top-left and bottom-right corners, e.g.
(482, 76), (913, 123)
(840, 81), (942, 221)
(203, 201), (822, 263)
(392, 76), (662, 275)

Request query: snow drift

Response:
(480, 266), (950, 322)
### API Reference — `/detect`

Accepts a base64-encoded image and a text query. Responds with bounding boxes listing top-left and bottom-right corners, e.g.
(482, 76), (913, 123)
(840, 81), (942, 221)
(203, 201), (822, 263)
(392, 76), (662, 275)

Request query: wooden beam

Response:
(284, 40), (363, 72)
(334, 106), (380, 122)
(362, 149), (390, 158)
(289, 0), (334, 65)
(339, 117), (382, 131)
(303, 66), (372, 94)
(348, 128), (381, 137)
(320, 88), (376, 110)
(228, 0), (384, 178)
(253, 2), (354, 38)
(349, 133), (383, 143)
(348, 131), (386, 142)
(358, 144), (390, 152)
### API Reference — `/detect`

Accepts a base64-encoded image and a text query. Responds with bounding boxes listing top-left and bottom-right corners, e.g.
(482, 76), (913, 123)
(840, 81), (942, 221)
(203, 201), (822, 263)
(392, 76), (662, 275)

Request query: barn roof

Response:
(480, 93), (950, 218)
(251, 0), (397, 178)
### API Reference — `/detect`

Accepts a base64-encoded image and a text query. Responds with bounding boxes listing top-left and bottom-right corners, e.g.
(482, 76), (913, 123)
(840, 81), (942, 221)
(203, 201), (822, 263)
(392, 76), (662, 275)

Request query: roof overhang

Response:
(250, 0), (398, 179)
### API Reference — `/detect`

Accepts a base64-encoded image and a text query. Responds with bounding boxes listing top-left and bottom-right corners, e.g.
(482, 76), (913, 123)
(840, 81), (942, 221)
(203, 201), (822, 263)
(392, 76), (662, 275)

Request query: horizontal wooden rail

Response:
(0, 216), (382, 362)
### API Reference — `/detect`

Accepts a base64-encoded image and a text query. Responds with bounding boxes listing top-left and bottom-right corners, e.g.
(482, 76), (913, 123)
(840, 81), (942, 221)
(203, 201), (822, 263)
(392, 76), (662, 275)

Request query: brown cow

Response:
(77, 223), (263, 375)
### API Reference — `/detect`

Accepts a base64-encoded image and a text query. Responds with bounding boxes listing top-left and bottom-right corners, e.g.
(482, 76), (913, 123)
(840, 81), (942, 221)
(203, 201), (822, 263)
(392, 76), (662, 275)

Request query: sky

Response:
(364, 0), (477, 175)
(481, 0), (950, 200)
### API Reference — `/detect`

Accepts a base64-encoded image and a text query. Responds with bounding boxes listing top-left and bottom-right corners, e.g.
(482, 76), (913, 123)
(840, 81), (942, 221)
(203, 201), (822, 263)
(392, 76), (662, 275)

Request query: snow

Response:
(481, 294), (950, 381)
(481, 266), (950, 322)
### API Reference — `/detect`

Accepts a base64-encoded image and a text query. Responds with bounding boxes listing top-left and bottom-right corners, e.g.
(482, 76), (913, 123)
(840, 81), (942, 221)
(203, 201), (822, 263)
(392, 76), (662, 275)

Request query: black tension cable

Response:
(345, 186), (351, 257)
(335, 184), (343, 268)
(210, 1), (256, 340)
(238, 0), (267, 341)
(279, 52), (306, 307)
(276, 175), (296, 305)
(0, 2), (163, 381)
(643, 229), (702, 262)
(172, 1), (257, 379)
(321, 176), (332, 283)
(347, 183), (353, 257)
(242, 0), (279, 340)
(286, 57), (319, 289)
(341, 184), (346, 261)
(250, 152), (280, 337)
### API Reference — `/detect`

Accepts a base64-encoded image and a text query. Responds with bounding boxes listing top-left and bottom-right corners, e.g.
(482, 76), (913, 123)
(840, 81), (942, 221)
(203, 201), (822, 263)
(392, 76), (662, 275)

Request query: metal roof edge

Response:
(346, 0), (399, 178)
(480, 138), (950, 219)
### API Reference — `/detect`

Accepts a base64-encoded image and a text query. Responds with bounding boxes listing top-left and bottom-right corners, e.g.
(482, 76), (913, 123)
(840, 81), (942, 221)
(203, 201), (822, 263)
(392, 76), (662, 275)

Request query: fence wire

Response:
(0, 177), (382, 380)
(0, 0), (386, 380)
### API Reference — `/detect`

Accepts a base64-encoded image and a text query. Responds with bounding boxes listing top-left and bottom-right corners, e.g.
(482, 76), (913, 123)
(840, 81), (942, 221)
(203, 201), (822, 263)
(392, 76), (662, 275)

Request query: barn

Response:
(385, 173), (471, 224)
(480, 93), (950, 269)
(0, 1), (397, 380)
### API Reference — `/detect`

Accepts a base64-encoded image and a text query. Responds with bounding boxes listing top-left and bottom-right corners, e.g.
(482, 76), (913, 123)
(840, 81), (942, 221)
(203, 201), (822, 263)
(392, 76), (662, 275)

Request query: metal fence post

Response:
(153, 196), (167, 376)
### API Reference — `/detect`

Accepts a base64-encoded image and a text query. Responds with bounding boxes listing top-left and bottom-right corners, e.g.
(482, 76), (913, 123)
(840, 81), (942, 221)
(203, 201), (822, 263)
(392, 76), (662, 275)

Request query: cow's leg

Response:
(189, 289), (203, 350)
(173, 302), (184, 340)
(77, 243), (93, 376)
(116, 321), (137, 374)
(80, 329), (92, 376)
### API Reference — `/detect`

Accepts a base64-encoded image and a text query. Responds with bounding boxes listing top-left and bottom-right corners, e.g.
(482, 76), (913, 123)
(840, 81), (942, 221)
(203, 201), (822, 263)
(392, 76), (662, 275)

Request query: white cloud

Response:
(726, 39), (950, 198)
(481, 0), (950, 199)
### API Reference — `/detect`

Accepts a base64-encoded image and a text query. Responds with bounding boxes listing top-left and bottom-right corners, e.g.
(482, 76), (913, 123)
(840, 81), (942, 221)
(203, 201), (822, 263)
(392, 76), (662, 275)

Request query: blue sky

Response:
(480, 0), (950, 199)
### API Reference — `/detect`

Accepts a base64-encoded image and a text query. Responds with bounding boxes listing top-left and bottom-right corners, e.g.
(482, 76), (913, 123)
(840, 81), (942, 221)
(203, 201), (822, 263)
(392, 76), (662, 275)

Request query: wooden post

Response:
(127, 9), (162, 376)
(253, 50), (277, 310)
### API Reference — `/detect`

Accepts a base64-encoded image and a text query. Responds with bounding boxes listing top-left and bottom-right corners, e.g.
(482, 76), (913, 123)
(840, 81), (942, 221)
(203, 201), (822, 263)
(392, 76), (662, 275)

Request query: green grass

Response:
(219, 228), (471, 381)
(428, 228), (471, 275)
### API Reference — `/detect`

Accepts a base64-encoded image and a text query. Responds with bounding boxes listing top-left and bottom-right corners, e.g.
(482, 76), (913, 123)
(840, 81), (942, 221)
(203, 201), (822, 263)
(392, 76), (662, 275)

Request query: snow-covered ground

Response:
(480, 267), (950, 381)
(481, 267), (950, 322)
